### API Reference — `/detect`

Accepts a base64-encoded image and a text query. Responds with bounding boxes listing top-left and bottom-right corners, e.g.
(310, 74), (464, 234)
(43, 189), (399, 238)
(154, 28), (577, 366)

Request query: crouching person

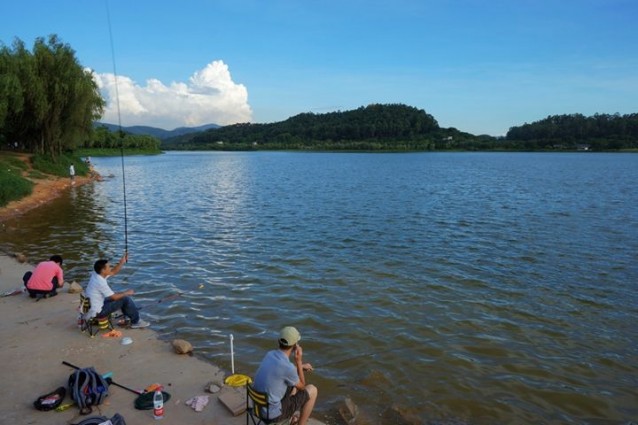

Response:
(85, 253), (149, 329)
(253, 326), (318, 425)
(23, 255), (65, 299)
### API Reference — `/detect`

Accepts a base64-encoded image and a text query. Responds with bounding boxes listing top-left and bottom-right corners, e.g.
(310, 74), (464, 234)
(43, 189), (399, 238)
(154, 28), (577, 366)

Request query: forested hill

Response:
(162, 104), (485, 151)
(161, 106), (638, 152)
(505, 113), (638, 150)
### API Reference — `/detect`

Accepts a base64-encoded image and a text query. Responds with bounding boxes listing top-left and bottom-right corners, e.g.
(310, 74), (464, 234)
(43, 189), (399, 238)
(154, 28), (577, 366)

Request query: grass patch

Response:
(32, 153), (90, 177)
(2, 155), (29, 172)
(0, 168), (33, 207)
(27, 170), (48, 179)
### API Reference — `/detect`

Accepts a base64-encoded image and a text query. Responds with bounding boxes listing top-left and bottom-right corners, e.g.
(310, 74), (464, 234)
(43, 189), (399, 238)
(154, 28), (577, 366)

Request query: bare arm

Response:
(109, 289), (134, 301)
(105, 253), (132, 300)
(108, 253), (128, 277)
(293, 344), (313, 390)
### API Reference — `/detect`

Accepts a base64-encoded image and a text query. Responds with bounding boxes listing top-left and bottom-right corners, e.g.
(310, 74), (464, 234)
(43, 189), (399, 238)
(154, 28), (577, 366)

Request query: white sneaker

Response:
(130, 319), (150, 329)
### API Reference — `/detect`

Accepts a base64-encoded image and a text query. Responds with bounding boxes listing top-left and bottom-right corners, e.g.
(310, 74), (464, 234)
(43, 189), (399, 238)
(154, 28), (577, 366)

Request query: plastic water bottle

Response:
(153, 388), (164, 419)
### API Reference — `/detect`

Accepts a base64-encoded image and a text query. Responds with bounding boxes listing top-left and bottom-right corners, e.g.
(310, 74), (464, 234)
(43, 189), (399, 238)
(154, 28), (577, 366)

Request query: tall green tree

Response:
(0, 35), (104, 156)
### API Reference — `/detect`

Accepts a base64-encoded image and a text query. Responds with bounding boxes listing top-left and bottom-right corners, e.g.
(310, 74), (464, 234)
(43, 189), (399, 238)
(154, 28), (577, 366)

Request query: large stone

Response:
(205, 382), (221, 393)
(67, 281), (83, 294)
(172, 339), (193, 354)
(338, 397), (358, 424)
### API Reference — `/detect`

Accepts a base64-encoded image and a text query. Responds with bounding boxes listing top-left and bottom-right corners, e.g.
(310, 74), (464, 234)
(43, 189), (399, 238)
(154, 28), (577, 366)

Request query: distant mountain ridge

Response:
(95, 122), (220, 140)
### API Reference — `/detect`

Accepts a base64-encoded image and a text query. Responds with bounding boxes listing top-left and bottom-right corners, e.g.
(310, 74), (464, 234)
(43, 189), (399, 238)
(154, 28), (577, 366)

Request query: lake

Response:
(2, 151), (637, 424)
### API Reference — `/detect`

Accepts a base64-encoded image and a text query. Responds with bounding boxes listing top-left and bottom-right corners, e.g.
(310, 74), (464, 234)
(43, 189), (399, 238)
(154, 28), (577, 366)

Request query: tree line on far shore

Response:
(505, 113), (638, 151)
(163, 105), (638, 152)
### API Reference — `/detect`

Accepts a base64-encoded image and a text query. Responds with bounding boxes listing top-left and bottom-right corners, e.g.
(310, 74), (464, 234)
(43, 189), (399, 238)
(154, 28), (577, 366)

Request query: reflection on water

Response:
(2, 152), (638, 424)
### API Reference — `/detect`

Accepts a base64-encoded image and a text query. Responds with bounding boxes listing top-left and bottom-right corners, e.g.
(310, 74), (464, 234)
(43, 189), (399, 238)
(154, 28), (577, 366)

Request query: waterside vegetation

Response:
(0, 35), (162, 207)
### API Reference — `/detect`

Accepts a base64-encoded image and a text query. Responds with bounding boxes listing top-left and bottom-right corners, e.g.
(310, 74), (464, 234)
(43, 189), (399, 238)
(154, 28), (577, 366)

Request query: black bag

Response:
(134, 390), (171, 410)
(71, 413), (127, 425)
(68, 367), (109, 414)
(33, 386), (66, 411)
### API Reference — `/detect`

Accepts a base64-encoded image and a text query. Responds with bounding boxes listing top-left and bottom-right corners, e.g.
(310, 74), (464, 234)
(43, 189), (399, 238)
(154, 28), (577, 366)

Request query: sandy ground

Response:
(0, 254), (325, 425)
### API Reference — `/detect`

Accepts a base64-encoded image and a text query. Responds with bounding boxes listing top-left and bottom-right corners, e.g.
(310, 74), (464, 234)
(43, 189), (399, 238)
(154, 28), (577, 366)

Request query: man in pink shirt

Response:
(23, 255), (65, 299)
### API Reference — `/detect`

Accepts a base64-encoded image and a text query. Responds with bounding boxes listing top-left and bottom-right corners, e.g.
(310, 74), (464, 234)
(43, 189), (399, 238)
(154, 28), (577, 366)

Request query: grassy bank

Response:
(0, 151), (90, 207)
(0, 154), (34, 207)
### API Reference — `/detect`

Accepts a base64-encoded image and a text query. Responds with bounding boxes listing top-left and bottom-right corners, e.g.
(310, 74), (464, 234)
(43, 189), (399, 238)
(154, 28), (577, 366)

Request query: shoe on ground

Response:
(130, 319), (150, 329)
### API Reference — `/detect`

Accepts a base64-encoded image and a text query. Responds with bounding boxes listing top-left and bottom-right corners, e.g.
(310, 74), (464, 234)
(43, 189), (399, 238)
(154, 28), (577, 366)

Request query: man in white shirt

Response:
(85, 253), (149, 329)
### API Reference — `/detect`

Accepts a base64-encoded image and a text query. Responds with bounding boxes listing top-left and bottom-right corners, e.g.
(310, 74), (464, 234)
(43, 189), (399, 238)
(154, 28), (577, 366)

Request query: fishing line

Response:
(105, 0), (129, 254)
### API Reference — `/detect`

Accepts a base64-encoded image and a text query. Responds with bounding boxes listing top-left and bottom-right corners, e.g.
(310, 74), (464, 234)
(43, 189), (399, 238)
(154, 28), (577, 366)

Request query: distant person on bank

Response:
(253, 326), (317, 425)
(85, 253), (150, 329)
(23, 255), (65, 299)
(69, 164), (75, 182)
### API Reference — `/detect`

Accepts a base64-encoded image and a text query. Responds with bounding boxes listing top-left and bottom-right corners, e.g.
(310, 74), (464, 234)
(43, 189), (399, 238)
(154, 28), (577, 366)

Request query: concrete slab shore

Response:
(0, 254), (324, 425)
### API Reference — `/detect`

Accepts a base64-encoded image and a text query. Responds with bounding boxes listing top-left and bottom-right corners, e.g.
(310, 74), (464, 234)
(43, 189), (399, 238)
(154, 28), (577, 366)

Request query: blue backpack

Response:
(68, 367), (109, 415)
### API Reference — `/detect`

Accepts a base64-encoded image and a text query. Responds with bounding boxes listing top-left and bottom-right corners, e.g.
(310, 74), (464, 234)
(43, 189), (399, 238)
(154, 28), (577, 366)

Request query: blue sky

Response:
(2, 0), (637, 135)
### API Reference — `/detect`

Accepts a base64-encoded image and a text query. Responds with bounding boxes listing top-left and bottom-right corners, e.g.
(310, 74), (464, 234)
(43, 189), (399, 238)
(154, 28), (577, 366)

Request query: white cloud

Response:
(92, 60), (252, 129)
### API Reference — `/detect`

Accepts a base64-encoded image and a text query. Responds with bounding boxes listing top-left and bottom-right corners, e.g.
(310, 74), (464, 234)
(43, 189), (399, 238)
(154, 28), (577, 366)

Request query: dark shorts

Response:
(276, 386), (310, 421)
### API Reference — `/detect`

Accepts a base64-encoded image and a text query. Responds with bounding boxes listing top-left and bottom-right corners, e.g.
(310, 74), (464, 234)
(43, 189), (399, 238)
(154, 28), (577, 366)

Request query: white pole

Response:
(230, 334), (235, 375)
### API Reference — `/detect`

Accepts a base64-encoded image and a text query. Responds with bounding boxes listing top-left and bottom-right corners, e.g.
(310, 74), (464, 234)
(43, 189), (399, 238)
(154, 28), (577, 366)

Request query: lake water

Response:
(2, 152), (637, 424)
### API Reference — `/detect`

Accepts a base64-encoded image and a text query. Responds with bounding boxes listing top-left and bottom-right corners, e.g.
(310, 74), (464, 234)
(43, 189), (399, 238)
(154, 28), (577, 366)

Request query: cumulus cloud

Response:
(92, 60), (252, 129)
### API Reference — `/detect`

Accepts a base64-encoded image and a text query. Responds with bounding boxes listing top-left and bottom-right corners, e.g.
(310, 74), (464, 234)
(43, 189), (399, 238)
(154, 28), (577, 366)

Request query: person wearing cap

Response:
(84, 253), (150, 329)
(252, 326), (318, 425)
(22, 255), (65, 299)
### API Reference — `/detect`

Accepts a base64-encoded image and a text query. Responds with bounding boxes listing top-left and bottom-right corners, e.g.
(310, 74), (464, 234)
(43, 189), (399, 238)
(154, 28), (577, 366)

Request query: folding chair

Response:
(246, 383), (292, 425)
(78, 293), (114, 337)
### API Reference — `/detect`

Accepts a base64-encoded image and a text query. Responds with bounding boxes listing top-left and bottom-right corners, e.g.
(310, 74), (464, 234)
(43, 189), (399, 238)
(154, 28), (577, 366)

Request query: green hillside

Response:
(162, 104), (488, 151)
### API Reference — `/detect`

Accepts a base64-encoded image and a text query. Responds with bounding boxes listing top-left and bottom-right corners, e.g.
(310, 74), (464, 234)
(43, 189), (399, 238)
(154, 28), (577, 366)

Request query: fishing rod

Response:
(157, 292), (183, 303)
(62, 361), (141, 395)
(105, 0), (129, 255)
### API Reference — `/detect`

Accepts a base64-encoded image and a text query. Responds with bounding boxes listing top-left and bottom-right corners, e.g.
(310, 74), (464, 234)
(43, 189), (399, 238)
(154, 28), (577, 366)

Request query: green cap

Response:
(279, 326), (301, 346)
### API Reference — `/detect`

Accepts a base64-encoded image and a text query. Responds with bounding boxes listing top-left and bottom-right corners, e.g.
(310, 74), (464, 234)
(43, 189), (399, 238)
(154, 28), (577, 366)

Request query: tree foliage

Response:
(164, 104), (451, 151)
(85, 126), (161, 151)
(506, 113), (638, 150)
(0, 35), (104, 156)
(164, 106), (638, 152)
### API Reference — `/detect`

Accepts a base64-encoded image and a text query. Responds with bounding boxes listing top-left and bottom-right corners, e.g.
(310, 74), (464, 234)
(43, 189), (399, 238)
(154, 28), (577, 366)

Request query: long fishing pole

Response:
(105, 0), (129, 255)
(62, 361), (142, 395)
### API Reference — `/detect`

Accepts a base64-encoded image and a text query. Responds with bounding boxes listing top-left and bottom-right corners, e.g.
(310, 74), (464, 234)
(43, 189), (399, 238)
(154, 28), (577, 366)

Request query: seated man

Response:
(23, 255), (65, 299)
(253, 326), (318, 425)
(85, 253), (149, 329)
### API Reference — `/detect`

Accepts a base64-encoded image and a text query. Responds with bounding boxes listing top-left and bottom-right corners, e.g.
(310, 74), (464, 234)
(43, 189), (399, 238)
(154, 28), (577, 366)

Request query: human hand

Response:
(125, 289), (134, 296)
(120, 252), (128, 264)
(302, 363), (313, 372)
(294, 344), (304, 364)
